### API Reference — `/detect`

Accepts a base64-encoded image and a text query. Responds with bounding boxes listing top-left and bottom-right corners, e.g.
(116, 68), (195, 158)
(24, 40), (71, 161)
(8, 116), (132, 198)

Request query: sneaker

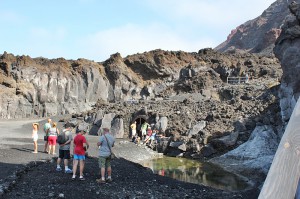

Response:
(65, 169), (73, 174)
(106, 178), (112, 183)
(56, 167), (62, 172)
(96, 179), (106, 183)
(72, 176), (76, 181)
(79, 177), (85, 181)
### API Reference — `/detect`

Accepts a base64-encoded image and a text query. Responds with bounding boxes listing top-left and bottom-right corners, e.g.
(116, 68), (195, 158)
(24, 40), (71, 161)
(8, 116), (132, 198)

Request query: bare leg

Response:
(44, 141), (48, 152)
(101, 167), (106, 180)
(107, 166), (112, 177)
(79, 160), (85, 177)
(33, 141), (38, 152)
(64, 159), (69, 168)
(73, 159), (78, 176)
(57, 158), (61, 165)
(48, 145), (52, 154)
(52, 145), (56, 154)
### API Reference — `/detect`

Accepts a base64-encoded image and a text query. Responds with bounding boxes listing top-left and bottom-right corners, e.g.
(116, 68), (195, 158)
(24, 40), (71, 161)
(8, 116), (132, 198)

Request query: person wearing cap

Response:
(96, 128), (115, 183)
(72, 127), (89, 181)
(56, 123), (73, 173)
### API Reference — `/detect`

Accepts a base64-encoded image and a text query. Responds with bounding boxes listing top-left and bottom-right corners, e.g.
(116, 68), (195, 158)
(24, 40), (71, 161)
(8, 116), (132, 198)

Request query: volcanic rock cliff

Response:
(0, 49), (281, 119)
(274, 0), (300, 121)
(215, 0), (292, 55)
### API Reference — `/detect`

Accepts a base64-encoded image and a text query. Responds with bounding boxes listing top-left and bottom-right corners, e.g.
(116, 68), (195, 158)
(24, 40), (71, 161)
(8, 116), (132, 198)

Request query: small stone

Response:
(58, 193), (64, 198)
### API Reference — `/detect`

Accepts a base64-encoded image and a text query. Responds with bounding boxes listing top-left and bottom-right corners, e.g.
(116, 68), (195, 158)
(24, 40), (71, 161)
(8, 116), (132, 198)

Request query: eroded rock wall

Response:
(0, 53), (109, 118)
(274, 0), (300, 121)
(0, 49), (281, 119)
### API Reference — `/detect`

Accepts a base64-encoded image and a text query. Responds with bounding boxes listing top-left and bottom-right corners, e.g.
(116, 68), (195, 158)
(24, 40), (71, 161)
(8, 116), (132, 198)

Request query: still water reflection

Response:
(140, 156), (250, 191)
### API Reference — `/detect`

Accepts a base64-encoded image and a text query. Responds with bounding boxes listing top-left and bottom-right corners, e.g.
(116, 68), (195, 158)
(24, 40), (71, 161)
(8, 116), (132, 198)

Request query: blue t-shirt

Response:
(98, 133), (115, 157)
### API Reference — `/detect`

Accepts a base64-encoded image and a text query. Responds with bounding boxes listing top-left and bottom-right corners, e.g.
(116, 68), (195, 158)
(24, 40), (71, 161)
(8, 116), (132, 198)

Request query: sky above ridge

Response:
(0, 0), (275, 62)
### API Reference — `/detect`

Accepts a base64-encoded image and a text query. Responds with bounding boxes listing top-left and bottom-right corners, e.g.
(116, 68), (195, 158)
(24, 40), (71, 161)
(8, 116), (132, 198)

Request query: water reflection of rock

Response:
(140, 157), (250, 192)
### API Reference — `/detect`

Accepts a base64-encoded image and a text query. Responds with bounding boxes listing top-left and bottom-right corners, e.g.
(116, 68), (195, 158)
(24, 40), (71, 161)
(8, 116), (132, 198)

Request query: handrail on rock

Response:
(259, 97), (300, 199)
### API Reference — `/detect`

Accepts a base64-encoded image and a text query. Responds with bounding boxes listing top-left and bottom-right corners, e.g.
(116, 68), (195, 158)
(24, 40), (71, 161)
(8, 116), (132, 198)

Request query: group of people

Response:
(31, 119), (115, 183)
(130, 121), (160, 146)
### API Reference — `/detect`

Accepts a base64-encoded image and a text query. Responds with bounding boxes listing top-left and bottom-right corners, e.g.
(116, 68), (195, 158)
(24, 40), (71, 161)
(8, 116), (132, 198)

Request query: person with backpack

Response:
(72, 128), (89, 181)
(56, 123), (73, 173)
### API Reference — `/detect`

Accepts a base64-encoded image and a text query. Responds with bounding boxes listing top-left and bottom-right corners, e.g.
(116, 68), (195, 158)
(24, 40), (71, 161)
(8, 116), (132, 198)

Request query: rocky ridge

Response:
(0, 49), (281, 119)
(215, 0), (291, 55)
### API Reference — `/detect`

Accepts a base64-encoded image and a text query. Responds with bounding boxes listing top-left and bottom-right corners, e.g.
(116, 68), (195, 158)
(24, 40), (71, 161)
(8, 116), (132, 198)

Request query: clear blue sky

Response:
(0, 0), (275, 62)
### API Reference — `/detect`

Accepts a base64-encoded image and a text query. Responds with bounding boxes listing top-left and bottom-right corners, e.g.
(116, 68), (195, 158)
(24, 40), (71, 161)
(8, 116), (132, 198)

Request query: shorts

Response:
(48, 136), (57, 145)
(33, 134), (38, 142)
(142, 129), (147, 136)
(98, 156), (111, 168)
(132, 130), (136, 137)
(73, 154), (85, 160)
(59, 149), (71, 159)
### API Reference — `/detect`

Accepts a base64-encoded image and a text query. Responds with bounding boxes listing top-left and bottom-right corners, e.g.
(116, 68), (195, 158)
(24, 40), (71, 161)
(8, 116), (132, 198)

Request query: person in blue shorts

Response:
(72, 129), (89, 181)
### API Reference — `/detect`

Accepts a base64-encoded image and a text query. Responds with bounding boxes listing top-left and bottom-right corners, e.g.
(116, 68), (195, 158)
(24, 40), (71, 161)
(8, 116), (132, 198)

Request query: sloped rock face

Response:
(0, 53), (109, 118)
(215, 0), (290, 55)
(274, 0), (300, 121)
(0, 49), (281, 119)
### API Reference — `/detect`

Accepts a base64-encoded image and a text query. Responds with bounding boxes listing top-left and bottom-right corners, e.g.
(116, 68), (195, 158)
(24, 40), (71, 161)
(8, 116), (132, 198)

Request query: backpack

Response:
(57, 131), (68, 144)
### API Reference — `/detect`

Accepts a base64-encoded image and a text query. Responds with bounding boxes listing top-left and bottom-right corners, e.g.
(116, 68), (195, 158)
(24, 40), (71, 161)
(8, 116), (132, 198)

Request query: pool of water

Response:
(139, 156), (251, 191)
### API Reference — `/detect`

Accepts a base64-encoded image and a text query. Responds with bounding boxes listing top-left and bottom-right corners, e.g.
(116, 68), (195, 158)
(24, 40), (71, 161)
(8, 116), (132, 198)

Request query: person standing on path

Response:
(141, 121), (149, 141)
(96, 128), (115, 183)
(56, 123), (73, 173)
(72, 129), (89, 181)
(32, 123), (39, 153)
(43, 118), (52, 153)
(130, 121), (137, 139)
(47, 122), (59, 155)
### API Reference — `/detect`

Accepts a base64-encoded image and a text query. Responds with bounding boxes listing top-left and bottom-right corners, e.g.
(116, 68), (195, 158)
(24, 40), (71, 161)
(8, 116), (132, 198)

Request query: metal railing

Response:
(227, 76), (249, 84)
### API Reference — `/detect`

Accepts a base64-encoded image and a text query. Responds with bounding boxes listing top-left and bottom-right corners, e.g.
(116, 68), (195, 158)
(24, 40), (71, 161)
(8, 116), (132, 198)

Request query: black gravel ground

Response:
(0, 143), (260, 199)
(0, 120), (260, 199)
(1, 156), (260, 199)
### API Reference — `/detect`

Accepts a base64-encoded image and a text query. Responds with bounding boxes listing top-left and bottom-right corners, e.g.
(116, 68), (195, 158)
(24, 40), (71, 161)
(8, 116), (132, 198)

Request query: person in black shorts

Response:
(56, 123), (73, 173)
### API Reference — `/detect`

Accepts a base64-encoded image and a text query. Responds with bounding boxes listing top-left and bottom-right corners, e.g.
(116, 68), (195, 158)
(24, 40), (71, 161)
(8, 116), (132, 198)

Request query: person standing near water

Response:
(32, 123), (39, 153)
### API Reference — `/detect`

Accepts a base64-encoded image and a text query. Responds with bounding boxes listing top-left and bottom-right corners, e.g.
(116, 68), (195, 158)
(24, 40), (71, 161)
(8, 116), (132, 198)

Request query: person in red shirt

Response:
(72, 129), (89, 181)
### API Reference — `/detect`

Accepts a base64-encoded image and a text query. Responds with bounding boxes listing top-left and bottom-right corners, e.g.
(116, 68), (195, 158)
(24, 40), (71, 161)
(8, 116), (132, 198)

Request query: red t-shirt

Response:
(147, 129), (152, 136)
(73, 134), (86, 155)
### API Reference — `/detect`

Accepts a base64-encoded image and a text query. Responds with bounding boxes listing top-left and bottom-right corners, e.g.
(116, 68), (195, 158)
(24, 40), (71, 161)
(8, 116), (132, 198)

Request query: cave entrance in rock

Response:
(132, 115), (147, 138)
